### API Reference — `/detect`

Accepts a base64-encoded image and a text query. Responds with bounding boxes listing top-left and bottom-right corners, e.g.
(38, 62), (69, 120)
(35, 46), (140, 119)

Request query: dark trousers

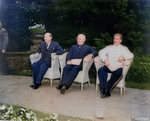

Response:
(32, 60), (50, 85)
(60, 64), (82, 89)
(98, 66), (122, 92)
(0, 50), (10, 74)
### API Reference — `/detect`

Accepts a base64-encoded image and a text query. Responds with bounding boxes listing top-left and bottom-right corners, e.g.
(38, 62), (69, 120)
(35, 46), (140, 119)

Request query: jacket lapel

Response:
(44, 43), (47, 50)
(47, 41), (54, 51)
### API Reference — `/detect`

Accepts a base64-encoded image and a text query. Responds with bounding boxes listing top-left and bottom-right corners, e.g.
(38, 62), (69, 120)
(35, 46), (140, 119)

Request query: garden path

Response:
(0, 75), (150, 121)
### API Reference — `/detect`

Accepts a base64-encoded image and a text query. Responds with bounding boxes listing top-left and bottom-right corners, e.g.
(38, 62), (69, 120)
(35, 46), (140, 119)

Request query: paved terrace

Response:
(0, 75), (150, 121)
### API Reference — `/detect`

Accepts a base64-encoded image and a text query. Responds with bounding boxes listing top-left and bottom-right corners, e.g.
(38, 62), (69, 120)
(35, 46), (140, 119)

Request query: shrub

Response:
(29, 24), (46, 35)
(126, 54), (150, 83)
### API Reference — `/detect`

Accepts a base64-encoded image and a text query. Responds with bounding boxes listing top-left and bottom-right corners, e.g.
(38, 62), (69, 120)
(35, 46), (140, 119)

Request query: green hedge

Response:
(126, 54), (150, 84)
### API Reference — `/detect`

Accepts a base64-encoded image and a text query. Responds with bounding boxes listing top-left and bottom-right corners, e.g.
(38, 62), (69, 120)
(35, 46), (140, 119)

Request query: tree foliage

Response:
(1, 0), (31, 51)
(0, 0), (150, 54)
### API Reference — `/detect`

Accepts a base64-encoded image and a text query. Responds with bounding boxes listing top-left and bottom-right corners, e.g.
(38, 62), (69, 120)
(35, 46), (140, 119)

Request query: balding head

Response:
(77, 34), (86, 45)
(45, 32), (52, 37)
(44, 32), (52, 43)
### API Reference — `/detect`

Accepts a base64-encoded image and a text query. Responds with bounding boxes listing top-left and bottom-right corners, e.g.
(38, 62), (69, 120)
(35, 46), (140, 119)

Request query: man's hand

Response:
(67, 60), (72, 65)
(84, 54), (93, 62)
(2, 50), (5, 53)
(105, 59), (110, 67)
(118, 56), (124, 63)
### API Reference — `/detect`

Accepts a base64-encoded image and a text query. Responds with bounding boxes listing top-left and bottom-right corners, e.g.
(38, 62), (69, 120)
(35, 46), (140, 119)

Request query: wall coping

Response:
(5, 52), (35, 56)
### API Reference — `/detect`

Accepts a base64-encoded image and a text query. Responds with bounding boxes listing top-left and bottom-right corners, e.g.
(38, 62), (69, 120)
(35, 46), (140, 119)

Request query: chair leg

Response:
(88, 81), (91, 87)
(50, 79), (52, 86)
(123, 87), (126, 92)
(48, 79), (50, 86)
(81, 83), (83, 91)
(120, 87), (123, 96)
(96, 83), (98, 92)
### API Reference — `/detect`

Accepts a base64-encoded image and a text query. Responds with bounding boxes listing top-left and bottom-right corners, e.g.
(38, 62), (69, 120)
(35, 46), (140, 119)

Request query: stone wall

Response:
(5, 52), (33, 73)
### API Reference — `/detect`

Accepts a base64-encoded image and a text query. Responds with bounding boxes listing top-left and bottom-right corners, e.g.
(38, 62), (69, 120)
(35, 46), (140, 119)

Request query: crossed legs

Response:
(98, 66), (122, 98)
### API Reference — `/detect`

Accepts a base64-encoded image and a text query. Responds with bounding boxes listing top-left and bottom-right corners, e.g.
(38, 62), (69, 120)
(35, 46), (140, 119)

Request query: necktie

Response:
(46, 43), (48, 49)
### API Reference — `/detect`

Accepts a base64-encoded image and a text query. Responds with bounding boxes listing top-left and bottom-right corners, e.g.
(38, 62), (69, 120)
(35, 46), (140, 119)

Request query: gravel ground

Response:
(0, 75), (150, 121)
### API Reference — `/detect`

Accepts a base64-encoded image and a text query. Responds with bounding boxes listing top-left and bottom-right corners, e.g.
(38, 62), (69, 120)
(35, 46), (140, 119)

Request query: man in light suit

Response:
(30, 32), (64, 89)
(0, 22), (10, 75)
(98, 33), (134, 98)
(56, 33), (98, 94)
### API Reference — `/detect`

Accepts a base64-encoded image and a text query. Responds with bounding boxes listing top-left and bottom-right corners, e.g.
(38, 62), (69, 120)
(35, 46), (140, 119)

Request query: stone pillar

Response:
(31, 32), (44, 51)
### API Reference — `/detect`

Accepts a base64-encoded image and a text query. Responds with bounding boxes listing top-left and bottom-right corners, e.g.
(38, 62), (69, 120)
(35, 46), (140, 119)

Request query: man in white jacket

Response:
(98, 33), (134, 98)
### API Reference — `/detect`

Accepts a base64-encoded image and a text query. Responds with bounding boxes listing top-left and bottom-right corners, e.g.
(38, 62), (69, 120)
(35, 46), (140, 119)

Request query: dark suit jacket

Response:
(0, 28), (9, 50)
(40, 41), (64, 65)
(66, 44), (98, 68)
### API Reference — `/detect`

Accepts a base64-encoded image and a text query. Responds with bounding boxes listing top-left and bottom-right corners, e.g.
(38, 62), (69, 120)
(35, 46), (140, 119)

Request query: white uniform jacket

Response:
(99, 44), (134, 71)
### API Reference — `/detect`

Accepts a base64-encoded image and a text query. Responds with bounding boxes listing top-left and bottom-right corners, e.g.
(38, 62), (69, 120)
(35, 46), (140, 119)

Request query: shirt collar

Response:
(46, 41), (51, 46)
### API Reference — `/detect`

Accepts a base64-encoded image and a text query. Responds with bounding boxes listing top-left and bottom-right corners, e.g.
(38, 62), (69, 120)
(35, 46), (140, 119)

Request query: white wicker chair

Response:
(30, 53), (41, 65)
(59, 53), (93, 91)
(30, 53), (61, 86)
(58, 52), (68, 79)
(94, 56), (133, 95)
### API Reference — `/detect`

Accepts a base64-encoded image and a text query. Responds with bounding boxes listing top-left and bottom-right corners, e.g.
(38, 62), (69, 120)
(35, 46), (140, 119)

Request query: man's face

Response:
(77, 34), (85, 45)
(113, 35), (122, 46)
(44, 33), (52, 43)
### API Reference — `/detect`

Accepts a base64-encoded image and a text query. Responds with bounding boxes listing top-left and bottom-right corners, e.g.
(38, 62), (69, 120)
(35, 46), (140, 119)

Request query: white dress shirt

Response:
(99, 44), (134, 71)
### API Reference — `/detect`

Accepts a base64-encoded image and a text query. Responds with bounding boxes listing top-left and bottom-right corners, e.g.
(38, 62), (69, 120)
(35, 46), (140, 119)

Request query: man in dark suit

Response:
(0, 22), (10, 75)
(56, 33), (98, 94)
(30, 32), (64, 89)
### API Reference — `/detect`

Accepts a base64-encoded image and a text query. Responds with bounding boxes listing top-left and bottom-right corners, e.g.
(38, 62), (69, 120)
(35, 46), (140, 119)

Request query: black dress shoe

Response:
(100, 91), (111, 98)
(32, 84), (41, 89)
(60, 85), (66, 94)
(56, 84), (63, 90)
(30, 83), (41, 88)
(101, 93), (108, 98)
(56, 86), (59, 90)
(106, 91), (111, 97)
(30, 84), (34, 88)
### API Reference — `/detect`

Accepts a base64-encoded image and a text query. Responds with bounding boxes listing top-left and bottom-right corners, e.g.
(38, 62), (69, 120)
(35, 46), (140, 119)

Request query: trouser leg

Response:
(58, 65), (73, 89)
(98, 66), (111, 92)
(60, 64), (81, 89)
(0, 51), (2, 74)
(0, 50), (10, 74)
(60, 65), (73, 85)
(36, 62), (50, 84)
(107, 68), (123, 91)
(32, 60), (43, 84)
(32, 60), (50, 84)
